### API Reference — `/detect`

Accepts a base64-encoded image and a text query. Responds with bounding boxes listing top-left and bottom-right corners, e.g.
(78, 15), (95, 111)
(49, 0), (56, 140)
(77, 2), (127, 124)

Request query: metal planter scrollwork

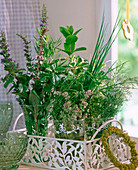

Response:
(22, 120), (130, 170)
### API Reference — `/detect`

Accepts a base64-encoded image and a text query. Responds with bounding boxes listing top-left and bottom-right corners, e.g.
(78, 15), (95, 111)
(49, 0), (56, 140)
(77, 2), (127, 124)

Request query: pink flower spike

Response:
(62, 91), (69, 97)
(87, 90), (92, 96)
(87, 90), (91, 93)
(55, 91), (61, 95)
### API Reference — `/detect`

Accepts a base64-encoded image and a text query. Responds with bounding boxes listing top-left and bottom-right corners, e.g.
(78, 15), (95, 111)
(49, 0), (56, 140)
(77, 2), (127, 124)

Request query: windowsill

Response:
(123, 125), (138, 138)
(19, 164), (119, 170)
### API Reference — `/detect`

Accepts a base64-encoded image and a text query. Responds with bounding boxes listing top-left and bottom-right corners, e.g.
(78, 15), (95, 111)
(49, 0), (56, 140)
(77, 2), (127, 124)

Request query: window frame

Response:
(95, 0), (118, 65)
(111, 0), (118, 65)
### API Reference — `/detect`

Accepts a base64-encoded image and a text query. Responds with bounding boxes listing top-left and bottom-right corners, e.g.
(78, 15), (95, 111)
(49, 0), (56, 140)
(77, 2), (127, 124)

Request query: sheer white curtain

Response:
(0, 0), (41, 130)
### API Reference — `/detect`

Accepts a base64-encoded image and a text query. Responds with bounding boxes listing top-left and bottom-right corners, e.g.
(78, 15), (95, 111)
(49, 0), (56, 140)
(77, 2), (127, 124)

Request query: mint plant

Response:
(59, 25), (86, 56)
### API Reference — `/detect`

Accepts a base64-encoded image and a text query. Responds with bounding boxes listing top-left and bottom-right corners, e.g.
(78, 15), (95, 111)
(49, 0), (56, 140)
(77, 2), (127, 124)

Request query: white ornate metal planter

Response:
(20, 119), (130, 170)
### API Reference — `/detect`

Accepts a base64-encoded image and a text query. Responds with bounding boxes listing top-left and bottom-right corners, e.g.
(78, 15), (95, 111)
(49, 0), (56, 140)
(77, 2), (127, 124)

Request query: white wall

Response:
(40, 0), (113, 61)
(40, 0), (96, 60)
(41, 0), (110, 61)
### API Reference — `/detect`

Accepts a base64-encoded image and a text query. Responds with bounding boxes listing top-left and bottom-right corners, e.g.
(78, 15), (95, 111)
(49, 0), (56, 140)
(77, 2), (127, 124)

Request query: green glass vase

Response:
(0, 132), (28, 169)
(21, 105), (49, 136)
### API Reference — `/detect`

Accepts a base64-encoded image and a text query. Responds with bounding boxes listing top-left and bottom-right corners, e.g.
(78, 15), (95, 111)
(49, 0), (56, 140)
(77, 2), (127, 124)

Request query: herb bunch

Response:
(0, 5), (61, 136)
(0, 5), (137, 138)
(51, 15), (138, 139)
(0, 5), (86, 136)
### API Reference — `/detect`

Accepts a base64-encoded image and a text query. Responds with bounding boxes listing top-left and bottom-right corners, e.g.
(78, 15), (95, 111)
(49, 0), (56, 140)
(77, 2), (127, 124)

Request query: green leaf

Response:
(23, 85), (28, 92)
(12, 92), (28, 98)
(73, 28), (82, 35)
(74, 47), (87, 52)
(33, 36), (39, 41)
(64, 42), (75, 55)
(45, 68), (52, 72)
(67, 25), (74, 34)
(58, 60), (67, 67)
(28, 90), (41, 121)
(18, 68), (26, 72)
(66, 35), (78, 44)
(4, 76), (14, 88)
(70, 62), (75, 67)
(77, 56), (83, 64)
(44, 85), (52, 92)
(19, 83), (23, 92)
(40, 76), (47, 81)
(59, 27), (70, 38)
(7, 85), (14, 94)
(56, 67), (66, 72)
(2, 74), (11, 82)
(79, 63), (88, 67)
(71, 43), (75, 53)
(59, 49), (71, 56)
(29, 90), (40, 105)
(36, 28), (42, 37)
(64, 43), (70, 52)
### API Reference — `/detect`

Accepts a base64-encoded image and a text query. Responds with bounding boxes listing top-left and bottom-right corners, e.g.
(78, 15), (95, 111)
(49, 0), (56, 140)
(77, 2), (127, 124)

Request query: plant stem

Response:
(35, 120), (39, 135)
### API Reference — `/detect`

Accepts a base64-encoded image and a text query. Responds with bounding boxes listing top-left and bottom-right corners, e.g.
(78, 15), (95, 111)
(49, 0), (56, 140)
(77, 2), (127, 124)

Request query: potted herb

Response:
(0, 4), (137, 169)
(51, 17), (137, 140)
(0, 5), (137, 140)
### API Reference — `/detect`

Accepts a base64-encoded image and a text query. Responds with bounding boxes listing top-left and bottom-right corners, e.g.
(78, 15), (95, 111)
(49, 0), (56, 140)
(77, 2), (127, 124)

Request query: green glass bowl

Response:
(0, 132), (28, 169)
(0, 102), (13, 136)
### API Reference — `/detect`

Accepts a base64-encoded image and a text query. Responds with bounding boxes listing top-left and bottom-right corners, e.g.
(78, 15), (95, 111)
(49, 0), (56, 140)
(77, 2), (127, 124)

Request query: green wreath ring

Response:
(101, 126), (138, 170)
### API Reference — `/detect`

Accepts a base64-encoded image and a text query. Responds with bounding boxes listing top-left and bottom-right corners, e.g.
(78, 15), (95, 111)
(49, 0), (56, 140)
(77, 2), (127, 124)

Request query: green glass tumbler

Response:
(0, 102), (13, 136)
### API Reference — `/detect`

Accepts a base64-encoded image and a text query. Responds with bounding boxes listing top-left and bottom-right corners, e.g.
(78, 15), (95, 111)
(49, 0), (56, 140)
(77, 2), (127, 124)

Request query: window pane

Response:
(118, 0), (138, 137)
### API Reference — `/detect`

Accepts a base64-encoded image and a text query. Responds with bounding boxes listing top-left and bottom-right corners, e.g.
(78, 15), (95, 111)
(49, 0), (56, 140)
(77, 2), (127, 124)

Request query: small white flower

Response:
(40, 61), (43, 65)
(28, 79), (35, 90)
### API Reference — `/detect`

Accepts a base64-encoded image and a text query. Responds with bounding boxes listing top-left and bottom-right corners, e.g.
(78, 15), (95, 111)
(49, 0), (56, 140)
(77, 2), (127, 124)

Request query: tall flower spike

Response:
(16, 34), (32, 72)
(40, 4), (48, 34)
(0, 31), (10, 59)
(38, 5), (48, 62)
